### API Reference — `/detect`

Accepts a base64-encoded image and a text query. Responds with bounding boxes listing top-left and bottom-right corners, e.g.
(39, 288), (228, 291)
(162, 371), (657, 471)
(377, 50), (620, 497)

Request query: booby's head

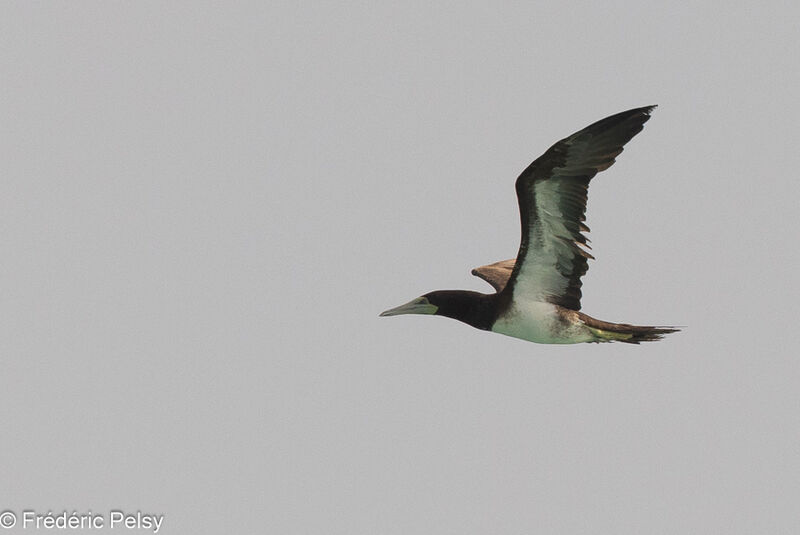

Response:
(379, 290), (497, 331)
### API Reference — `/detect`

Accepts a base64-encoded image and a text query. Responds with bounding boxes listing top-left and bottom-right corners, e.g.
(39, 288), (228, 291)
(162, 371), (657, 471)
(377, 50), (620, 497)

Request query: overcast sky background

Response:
(2, 2), (799, 534)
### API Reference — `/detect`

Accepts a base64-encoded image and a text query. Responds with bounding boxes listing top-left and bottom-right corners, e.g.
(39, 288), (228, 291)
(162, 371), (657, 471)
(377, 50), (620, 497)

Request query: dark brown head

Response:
(380, 290), (498, 331)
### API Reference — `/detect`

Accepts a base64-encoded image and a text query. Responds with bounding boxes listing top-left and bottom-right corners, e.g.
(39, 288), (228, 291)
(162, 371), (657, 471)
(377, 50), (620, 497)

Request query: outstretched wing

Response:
(471, 259), (516, 292)
(503, 106), (656, 311)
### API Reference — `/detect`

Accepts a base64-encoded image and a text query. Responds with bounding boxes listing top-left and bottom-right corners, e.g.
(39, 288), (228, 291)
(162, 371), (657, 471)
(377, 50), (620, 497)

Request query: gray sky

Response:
(2, 2), (799, 534)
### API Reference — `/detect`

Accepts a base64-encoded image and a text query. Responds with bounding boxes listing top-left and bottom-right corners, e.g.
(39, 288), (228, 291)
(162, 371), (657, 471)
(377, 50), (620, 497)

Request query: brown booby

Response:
(380, 106), (678, 344)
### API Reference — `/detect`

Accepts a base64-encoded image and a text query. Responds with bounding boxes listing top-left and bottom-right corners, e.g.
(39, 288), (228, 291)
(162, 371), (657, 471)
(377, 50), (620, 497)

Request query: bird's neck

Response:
(433, 291), (501, 331)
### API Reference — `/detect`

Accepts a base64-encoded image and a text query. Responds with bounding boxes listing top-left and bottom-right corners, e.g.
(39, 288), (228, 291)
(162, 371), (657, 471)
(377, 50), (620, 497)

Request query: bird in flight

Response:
(380, 106), (678, 344)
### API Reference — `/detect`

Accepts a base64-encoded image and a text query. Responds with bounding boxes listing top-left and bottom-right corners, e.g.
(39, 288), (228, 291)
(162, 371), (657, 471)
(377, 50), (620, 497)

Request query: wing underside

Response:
(503, 106), (656, 310)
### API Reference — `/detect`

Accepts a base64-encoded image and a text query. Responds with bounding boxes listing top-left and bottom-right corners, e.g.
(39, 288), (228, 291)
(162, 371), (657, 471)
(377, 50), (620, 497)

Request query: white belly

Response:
(491, 301), (595, 344)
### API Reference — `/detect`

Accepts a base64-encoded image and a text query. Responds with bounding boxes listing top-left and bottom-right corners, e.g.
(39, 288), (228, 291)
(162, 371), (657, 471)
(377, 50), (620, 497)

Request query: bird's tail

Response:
(578, 312), (680, 344)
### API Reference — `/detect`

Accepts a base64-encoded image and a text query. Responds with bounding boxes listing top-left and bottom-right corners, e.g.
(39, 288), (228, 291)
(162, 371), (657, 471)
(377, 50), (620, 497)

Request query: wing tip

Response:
(639, 104), (658, 120)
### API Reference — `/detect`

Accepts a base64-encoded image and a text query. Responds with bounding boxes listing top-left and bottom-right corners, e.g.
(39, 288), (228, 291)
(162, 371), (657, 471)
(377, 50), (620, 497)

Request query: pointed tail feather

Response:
(578, 312), (680, 344)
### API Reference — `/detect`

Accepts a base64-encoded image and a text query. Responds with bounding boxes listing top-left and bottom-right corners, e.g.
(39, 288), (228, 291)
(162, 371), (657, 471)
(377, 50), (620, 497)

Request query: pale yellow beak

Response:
(379, 296), (438, 317)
